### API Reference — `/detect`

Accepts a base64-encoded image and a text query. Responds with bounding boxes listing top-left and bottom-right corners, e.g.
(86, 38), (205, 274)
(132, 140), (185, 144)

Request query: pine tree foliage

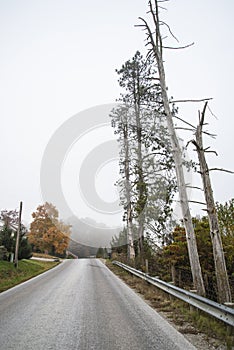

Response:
(0, 209), (32, 260)
(111, 51), (176, 257)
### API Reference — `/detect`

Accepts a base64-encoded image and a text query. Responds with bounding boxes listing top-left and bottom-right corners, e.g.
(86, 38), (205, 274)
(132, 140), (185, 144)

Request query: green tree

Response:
(96, 247), (104, 258)
(217, 199), (234, 275)
(159, 216), (231, 300)
(18, 235), (32, 259)
(161, 226), (189, 284)
(111, 228), (128, 255)
(0, 209), (32, 260)
(193, 217), (214, 274)
(111, 51), (175, 260)
(0, 226), (14, 253)
(217, 199), (234, 237)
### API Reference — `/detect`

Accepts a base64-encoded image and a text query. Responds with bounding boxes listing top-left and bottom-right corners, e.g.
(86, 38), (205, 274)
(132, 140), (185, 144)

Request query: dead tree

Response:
(191, 102), (232, 303)
(138, 0), (206, 296)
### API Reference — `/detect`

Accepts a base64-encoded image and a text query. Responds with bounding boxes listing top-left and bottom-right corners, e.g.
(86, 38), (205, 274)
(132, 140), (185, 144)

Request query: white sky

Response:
(0, 0), (233, 226)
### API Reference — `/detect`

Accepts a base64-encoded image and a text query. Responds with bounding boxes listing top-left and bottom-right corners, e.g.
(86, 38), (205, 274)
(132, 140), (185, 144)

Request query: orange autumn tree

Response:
(28, 202), (71, 256)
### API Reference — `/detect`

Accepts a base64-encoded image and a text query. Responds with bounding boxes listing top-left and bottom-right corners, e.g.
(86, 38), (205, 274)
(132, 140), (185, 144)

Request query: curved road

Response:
(0, 259), (196, 350)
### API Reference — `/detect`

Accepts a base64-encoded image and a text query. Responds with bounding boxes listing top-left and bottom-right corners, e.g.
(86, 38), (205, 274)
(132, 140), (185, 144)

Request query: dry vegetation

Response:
(106, 260), (234, 350)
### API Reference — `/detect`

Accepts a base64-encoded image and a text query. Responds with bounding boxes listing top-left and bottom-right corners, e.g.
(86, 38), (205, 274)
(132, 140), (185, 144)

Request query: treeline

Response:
(109, 0), (233, 304)
(0, 202), (71, 262)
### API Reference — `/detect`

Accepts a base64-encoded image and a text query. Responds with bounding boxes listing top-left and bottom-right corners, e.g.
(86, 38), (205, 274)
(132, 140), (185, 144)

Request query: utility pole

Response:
(14, 201), (22, 268)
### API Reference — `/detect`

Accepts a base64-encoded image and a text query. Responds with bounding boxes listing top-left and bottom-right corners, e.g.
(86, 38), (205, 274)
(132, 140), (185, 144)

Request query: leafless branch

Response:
(160, 21), (179, 42)
(173, 199), (206, 206)
(173, 115), (196, 130)
(205, 151), (218, 155)
(175, 127), (195, 132)
(163, 42), (194, 50)
(204, 147), (218, 156)
(186, 185), (204, 191)
(174, 115), (216, 138)
(170, 98), (212, 104)
(158, 5), (167, 11)
(207, 105), (218, 120)
(190, 139), (199, 150)
(209, 168), (234, 174)
(138, 16), (159, 60)
(202, 131), (217, 138)
(189, 200), (207, 205)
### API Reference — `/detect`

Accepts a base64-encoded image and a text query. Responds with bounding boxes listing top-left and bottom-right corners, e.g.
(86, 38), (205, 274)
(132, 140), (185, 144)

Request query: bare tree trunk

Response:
(139, 0), (206, 296)
(161, 89), (205, 296)
(123, 117), (135, 261)
(193, 103), (232, 303)
(137, 212), (145, 255)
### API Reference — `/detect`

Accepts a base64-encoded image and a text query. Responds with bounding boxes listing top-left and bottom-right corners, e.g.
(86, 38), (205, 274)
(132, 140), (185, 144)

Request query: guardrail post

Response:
(168, 282), (175, 302)
(145, 259), (149, 275)
(224, 303), (234, 343)
(189, 290), (199, 313)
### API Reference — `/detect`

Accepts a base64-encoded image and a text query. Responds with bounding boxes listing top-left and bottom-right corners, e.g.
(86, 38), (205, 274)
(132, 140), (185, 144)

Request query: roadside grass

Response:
(0, 259), (60, 293)
(106, 260), (234, 349)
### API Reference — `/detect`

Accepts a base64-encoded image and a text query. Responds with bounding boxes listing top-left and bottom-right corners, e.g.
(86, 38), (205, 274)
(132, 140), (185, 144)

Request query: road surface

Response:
(0, 259), (196, 350)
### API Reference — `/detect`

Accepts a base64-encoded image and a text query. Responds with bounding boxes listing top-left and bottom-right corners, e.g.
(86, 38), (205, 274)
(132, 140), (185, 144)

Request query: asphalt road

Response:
(0, 259), (196, 350)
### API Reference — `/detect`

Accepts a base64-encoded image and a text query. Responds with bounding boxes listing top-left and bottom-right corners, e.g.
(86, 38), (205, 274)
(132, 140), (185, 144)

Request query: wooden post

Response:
(224, 303), (234, 342)
(171, 263), (176, 285)
(14, 201), (22, 268)
(145, 259), (149, 275)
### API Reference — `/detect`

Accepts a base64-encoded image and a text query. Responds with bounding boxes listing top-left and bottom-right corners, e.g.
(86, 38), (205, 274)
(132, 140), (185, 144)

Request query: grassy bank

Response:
(106, 260), (233, 349)
(0, 259), (60, 293)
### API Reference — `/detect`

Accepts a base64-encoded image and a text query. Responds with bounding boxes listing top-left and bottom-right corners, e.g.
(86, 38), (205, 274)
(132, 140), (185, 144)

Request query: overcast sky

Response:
(0, 0), (233, 227)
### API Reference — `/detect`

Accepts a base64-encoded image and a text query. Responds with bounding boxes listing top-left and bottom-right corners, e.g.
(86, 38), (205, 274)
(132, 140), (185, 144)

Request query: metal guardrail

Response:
(112, 260), (234, 327)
